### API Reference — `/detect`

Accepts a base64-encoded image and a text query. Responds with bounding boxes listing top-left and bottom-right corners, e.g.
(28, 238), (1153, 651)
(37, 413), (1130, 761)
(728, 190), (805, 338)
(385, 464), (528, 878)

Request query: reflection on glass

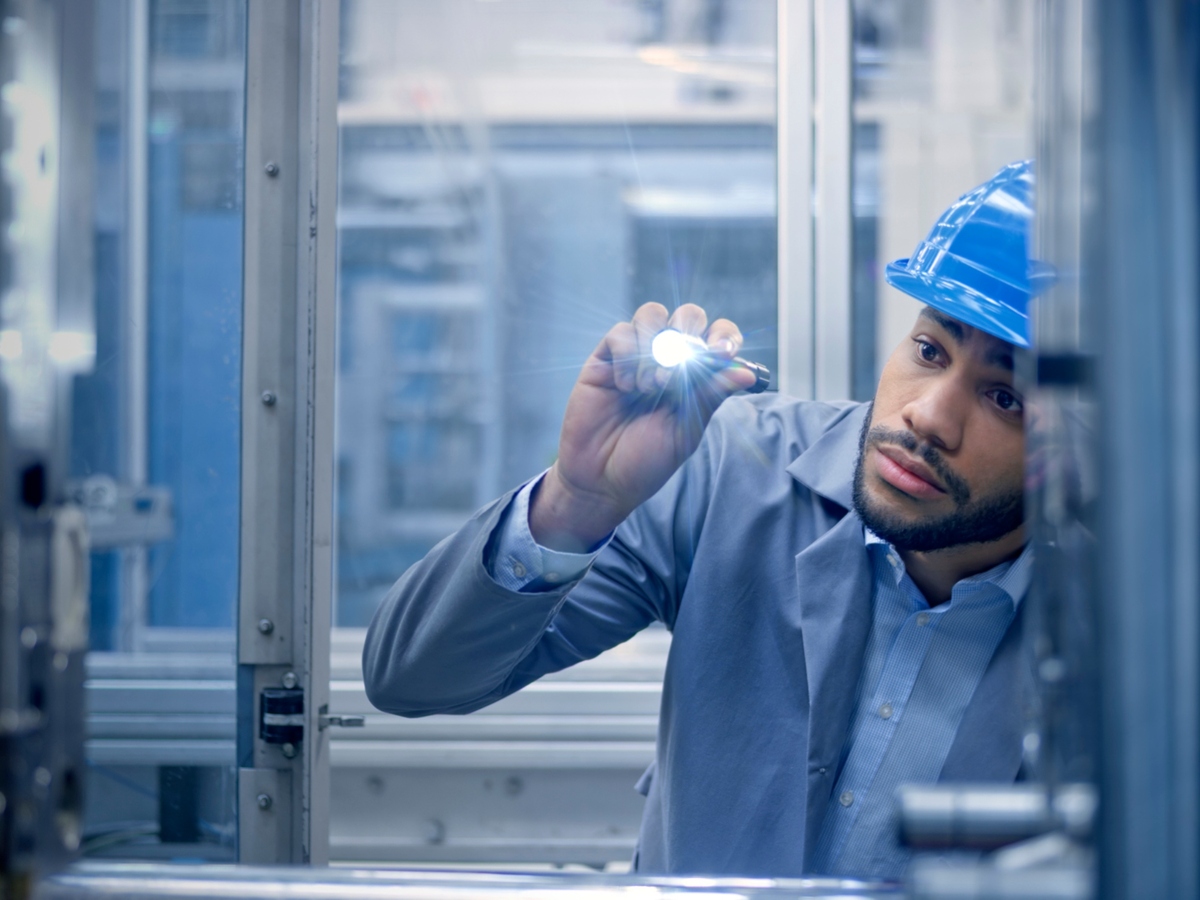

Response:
(71, 0), (245, 862)
(335, 0), (778, 628)
(852, 0), (1035, 382)
(332, 0), (775, 867)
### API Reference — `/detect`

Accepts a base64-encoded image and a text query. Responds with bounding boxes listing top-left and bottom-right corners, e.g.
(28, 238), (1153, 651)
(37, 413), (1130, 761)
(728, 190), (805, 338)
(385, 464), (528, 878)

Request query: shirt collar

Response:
(864, 528), (1032, 610)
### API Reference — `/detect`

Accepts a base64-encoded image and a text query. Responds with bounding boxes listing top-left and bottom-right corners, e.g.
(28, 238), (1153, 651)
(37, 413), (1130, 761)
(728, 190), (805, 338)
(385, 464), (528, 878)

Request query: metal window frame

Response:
(237, 0), (339, 865)
(777, 0), (853, 402)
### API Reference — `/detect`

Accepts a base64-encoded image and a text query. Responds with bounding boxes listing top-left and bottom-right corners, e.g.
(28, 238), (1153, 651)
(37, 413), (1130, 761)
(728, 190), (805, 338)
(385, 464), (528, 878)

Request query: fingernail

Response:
(718, 339), (734, 355)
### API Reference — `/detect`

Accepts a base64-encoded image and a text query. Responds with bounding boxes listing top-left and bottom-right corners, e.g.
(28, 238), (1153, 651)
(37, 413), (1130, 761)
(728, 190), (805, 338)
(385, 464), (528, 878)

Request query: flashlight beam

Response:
(650, 329), (771, 394)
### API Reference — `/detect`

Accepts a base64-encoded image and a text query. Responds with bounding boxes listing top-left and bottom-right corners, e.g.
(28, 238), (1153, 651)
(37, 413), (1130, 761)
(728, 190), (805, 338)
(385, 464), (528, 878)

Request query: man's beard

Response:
(851, 404), (1024, 552)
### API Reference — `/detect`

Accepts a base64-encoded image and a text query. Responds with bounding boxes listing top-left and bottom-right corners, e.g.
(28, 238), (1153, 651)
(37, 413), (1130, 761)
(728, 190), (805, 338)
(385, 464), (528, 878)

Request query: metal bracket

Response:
(260, 686), (304, 749)
(318, 714), (364, 731)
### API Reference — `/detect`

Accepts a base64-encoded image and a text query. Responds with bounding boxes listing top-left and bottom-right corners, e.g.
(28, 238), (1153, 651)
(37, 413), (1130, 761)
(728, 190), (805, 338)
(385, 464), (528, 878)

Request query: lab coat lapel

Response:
(781, 403), (874, 860)
(794, 508), (874, 860)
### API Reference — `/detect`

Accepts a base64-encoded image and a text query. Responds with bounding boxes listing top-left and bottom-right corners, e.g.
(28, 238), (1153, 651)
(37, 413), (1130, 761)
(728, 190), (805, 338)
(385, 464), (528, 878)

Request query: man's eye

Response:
(916, 340), (939, 362)
(990, 389), (1023, 413)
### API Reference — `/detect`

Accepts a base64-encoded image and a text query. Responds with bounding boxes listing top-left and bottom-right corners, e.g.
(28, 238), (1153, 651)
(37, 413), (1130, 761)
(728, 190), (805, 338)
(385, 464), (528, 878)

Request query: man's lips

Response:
(874, 445), (947, 499)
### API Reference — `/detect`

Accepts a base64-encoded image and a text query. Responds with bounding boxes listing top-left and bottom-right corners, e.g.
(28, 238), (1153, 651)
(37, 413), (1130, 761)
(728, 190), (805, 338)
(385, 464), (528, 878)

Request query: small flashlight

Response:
(650, 329), (771, 394)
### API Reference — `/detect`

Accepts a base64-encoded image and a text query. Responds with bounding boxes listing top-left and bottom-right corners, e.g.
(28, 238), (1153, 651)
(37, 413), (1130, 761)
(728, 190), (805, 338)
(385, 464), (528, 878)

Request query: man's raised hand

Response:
(529, 302), (755, 552)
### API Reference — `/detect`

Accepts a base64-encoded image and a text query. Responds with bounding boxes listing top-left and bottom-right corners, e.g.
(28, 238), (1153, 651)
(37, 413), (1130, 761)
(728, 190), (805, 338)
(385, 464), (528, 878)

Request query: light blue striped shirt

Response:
(809, 530), (1032, 878)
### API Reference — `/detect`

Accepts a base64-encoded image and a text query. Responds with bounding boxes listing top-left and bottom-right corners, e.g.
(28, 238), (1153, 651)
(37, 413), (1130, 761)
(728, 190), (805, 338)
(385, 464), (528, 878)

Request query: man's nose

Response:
(901, 377), (967, 452)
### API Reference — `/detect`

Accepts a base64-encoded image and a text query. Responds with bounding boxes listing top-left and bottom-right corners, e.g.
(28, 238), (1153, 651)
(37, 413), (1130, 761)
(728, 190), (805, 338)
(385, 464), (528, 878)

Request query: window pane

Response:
(333, 0), (776, 867)
(336, 0), (778, 629)
(852, 0), (1035, 381)
(74, 0), (245, 862)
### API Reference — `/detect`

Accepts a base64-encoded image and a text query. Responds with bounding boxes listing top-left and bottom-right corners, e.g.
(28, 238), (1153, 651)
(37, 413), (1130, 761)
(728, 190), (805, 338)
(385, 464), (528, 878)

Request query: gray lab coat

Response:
(363, 395), (1027, 876)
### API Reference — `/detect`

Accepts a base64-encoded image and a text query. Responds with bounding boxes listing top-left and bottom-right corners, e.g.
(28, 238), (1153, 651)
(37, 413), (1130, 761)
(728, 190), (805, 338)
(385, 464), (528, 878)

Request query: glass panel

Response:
(333, 0), (775, 866)
(851, 0), (1036, 382)
(73, 0), (245, 862)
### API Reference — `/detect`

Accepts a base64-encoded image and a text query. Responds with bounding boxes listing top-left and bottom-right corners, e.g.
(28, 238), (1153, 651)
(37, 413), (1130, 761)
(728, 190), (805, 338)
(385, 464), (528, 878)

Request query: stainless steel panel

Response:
(35, 862), (901, 899)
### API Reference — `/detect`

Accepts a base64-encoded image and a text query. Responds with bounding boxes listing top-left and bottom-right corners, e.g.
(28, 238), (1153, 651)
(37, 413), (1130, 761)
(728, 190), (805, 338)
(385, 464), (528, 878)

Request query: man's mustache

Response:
(866, 425), (970, 504)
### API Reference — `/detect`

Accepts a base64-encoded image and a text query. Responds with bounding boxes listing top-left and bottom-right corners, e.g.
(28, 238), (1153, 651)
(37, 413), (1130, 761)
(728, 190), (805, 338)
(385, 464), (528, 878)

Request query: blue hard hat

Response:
(885, 159), (1048, 348)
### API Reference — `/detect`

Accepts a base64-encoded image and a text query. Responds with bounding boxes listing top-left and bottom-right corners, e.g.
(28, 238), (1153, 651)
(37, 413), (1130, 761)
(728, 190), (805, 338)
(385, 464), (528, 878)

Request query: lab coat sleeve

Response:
(362, 427), (715, 718)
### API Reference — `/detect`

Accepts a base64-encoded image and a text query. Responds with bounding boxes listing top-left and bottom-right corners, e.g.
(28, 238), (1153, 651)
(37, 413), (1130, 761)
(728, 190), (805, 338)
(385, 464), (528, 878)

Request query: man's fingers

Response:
(667, 303), (709, 338)
(605, 321), (640, 393)
(705, 318), (743, 359)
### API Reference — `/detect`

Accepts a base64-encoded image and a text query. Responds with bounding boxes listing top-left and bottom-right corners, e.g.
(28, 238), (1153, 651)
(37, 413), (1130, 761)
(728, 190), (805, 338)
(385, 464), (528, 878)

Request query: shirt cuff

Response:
(491, 472), (609, 592)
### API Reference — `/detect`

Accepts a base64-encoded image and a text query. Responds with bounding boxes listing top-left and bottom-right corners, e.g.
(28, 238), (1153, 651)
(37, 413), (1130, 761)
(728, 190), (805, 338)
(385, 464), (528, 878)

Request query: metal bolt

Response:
(264, 161), (279, 177)
(257, 618), (274, 635)
(282, 671), (298, 689)
(281, 742), (297, 759)
(256, 793), (272, 810)
(261, 390), (276, 406)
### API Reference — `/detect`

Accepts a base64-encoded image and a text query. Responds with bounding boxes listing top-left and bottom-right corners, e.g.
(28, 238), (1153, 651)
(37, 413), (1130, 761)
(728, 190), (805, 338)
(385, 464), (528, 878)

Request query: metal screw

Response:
(257, 618), (274, 635)
(261, 390), (276, 406)
(282, 671), (298, 689)
(256, 793), (272, 810)
(264, 161), (279, 177)
(281, 742), (297, 759)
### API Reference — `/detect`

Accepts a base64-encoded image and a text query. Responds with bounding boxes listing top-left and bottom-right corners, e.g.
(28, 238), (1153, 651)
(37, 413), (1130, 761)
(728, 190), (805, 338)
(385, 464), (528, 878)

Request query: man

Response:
(364, 160), (1038, 879)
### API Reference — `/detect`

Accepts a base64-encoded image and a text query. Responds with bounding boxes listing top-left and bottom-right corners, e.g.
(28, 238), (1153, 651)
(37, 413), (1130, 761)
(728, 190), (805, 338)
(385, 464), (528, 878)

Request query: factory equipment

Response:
(1, 0), (1198, 898)
(0, 0), (94, 896)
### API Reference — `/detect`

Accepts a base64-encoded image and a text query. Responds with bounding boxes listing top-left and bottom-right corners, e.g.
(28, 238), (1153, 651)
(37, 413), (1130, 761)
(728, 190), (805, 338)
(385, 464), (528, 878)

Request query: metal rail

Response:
(34, 862), (900, 900)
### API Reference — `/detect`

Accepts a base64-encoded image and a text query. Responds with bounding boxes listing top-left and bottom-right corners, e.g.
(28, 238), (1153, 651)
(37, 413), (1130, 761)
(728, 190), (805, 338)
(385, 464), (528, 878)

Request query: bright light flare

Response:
(651, 329), (706, 368)
(0, 330), (22, 360)
(48, 331), (96, 367)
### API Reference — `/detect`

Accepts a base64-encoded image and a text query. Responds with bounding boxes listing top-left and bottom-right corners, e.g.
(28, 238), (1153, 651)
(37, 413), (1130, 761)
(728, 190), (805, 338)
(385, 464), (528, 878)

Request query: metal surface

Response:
(34, 862), (900, 900)
(777, 0), (853, 402)
(117, 0), (148, 656)
(1090, 0), (1200, 898)
(83, 629), (667, 864)
(66, 479), (172, 550)
(813, 0), (852, 401)
(0, 0), (94, 891)
(776, 0), (815, 399)
(897, 784), (1096, 850)
(238, 0), (340, 865)
(907, 857), (1092, 900)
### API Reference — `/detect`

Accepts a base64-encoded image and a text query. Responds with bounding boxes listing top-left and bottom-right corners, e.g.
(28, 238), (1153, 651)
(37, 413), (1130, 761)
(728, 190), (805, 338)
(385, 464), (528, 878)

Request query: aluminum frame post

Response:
(813, 0), (853, 402)
(237, 0), (339, 865)
(777, 0), (816, 400)
(1092, 1), (1200, 897)
(777, 0), (854, 401)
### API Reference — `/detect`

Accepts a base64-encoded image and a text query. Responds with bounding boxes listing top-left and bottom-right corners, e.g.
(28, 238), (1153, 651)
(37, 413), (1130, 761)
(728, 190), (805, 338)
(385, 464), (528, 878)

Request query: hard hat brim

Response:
(885, 259), (1031, 349)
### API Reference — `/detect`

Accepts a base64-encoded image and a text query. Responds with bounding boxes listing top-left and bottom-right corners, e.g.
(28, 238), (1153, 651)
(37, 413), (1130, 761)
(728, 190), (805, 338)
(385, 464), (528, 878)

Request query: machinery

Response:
(0, 1), (94, 897)
(1, 0), (1199, 898)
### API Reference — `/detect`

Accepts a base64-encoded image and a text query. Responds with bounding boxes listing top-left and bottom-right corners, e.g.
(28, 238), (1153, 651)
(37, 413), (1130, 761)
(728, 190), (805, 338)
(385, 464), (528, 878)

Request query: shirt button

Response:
(511, 560), (527, 578)
(544, 571), (561, 583)
(878, 702), (893, 720)
(840, 790), (854, 807)
(916, 612), (931, 626)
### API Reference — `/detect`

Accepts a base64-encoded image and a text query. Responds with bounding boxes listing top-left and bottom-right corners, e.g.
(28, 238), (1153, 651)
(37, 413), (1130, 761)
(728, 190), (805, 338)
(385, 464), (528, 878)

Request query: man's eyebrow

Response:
(919, 307), (966, 344)
(919, 307), (1014, 371)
